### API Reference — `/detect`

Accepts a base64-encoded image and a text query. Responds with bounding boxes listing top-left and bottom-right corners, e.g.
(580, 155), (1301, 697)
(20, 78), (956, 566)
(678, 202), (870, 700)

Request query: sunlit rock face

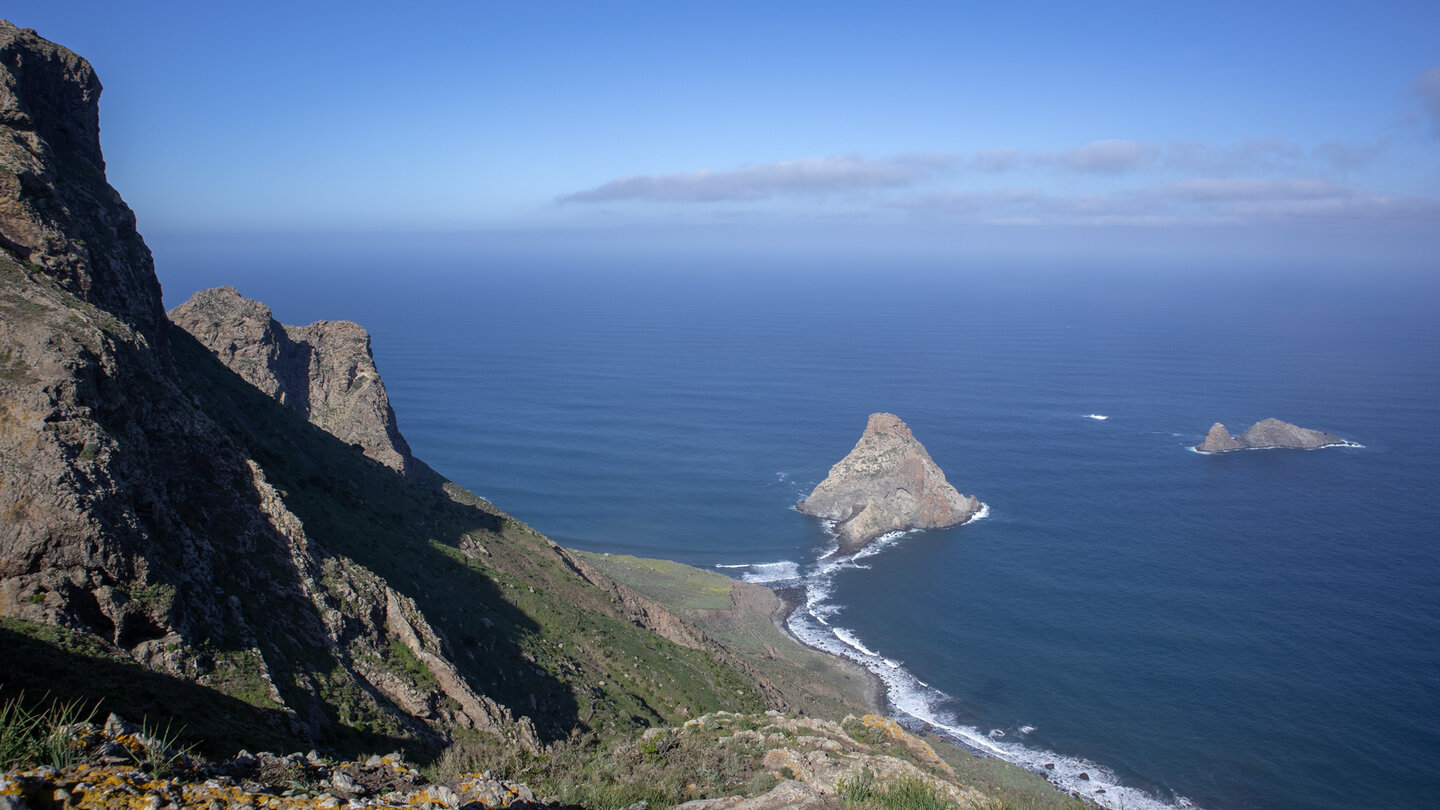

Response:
(170, 286), (427, 480)
(798, 413), (981, 555)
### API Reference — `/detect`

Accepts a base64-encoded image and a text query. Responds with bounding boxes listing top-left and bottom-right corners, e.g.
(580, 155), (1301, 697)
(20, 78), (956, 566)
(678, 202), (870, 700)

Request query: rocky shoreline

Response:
(768, 585), (887, 715)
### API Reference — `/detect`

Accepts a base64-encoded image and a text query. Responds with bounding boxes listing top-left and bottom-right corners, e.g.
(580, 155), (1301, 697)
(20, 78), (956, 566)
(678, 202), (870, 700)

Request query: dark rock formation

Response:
(1195, 418), (1350, 453)
(0, 22), (165, 338)
(797, 413), (981, 555)
(169, 286), (425, 480)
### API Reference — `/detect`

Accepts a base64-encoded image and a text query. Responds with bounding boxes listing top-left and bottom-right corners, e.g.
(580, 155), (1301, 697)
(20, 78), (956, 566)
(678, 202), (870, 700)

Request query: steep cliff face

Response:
(0, 22), (164, 338)
(797, 413), (981, 555)
(0, 21), (768, 758)
(170, 286), (425, 480)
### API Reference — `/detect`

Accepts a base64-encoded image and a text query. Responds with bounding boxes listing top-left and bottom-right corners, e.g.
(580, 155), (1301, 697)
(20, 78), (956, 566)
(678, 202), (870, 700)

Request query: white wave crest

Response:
(744, 561), (801, 583)
(832, 627), (880, 657)
(850, 530), (913, 562)
(714, 560), (801, 584)
(1085, 414), (1110, 420)
(963, 502), (990, 525)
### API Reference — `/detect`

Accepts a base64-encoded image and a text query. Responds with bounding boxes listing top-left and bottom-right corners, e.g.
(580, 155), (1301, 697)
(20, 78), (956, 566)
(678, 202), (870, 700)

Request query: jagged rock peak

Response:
(797, 413), (981, 555)
(0, 21), (166, 338)
(1195, 417), (1349, 453)
(170, 286), (423, 479)
(1196, 422), (1244, 453)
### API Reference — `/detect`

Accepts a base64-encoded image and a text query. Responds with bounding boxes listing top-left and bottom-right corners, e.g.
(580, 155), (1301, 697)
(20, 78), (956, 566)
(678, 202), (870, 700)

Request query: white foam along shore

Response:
(1191, 439), (1364, 455)
(716, 560), (801, 583)
(764, 508), (1198, 810)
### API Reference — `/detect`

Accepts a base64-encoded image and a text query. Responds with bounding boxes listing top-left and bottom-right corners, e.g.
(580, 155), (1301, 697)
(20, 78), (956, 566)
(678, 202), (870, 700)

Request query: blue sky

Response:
(8, 1), (1440, 265)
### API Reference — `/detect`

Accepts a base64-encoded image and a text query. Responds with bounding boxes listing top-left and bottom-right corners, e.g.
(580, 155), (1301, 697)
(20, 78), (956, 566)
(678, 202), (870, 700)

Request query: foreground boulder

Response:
(1195, 418), (1351, 453)
(797, 413), (981, 556)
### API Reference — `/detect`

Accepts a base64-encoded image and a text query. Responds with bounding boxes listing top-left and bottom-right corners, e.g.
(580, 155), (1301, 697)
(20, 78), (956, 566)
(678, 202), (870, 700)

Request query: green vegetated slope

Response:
(168, 324), (769, 742)
(570, 554), (1085, 810)
(573, 551), (874, 718)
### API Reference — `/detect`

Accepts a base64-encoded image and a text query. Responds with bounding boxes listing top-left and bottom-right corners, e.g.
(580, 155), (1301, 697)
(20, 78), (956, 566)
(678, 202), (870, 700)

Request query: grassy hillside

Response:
(574, 551), (874, 718)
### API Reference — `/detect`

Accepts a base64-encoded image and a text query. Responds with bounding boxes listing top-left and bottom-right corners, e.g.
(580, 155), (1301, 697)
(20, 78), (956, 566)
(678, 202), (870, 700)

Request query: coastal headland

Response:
(0, 19), (1084, 810)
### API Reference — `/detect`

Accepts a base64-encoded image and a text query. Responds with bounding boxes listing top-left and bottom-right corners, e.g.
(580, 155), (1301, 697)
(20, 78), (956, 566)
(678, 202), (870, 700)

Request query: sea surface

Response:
(158, 235), (1440, 810)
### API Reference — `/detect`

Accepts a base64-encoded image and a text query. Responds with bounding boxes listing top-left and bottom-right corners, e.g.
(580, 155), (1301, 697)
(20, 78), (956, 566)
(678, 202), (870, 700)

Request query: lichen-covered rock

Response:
(169, 286), (426, 479)
(0, 718), (560, 810)
(1194, 418), (1349, 453)
(674, 779), (838, 809)
(797, 414), (980, 555)
(675, 711), (984, 810)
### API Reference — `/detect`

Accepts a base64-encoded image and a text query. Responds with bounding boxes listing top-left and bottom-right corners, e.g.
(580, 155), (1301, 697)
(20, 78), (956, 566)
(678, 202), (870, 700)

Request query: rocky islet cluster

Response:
(1195, 418), (1352, 453)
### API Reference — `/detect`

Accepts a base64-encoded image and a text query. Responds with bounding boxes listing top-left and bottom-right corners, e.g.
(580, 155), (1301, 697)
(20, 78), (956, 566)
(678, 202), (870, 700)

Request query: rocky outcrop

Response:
(0, 22), (165, 338)
(1195, 418), (1350, 453)
(1237, 418), (1347, 449)
(0, 716), (561, 809)
(797, 413), (981, 555)
(169, 286), (425, 479)
(1196, 422), (1244, 453)
(674, 712), (985, 809)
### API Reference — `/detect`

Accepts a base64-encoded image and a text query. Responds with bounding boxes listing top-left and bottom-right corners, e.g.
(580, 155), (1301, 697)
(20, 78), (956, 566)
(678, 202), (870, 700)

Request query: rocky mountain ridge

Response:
(169, 286), (428, 481)
(1195, 418), (1352, 453)
(0, 22), (165, 339)
(797, 413), (981, 556)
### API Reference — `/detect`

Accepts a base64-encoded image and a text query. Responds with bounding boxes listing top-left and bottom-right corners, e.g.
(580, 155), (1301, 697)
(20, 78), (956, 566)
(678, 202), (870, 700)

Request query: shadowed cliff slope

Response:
(169, 285), (428, 481)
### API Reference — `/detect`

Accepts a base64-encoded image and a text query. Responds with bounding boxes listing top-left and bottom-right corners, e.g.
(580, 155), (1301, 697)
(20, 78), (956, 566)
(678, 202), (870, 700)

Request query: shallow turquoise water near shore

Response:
(159, 237), (1440, 810)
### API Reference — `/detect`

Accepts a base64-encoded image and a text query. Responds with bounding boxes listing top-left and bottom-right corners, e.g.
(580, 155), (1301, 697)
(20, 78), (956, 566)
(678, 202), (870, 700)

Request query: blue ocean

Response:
(158, 234), (1440, 810)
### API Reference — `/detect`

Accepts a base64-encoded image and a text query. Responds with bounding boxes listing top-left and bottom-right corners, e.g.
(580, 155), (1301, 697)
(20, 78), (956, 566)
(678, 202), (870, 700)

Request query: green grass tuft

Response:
(0, 693), (97, 770)
(838, 768), (956, 810)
